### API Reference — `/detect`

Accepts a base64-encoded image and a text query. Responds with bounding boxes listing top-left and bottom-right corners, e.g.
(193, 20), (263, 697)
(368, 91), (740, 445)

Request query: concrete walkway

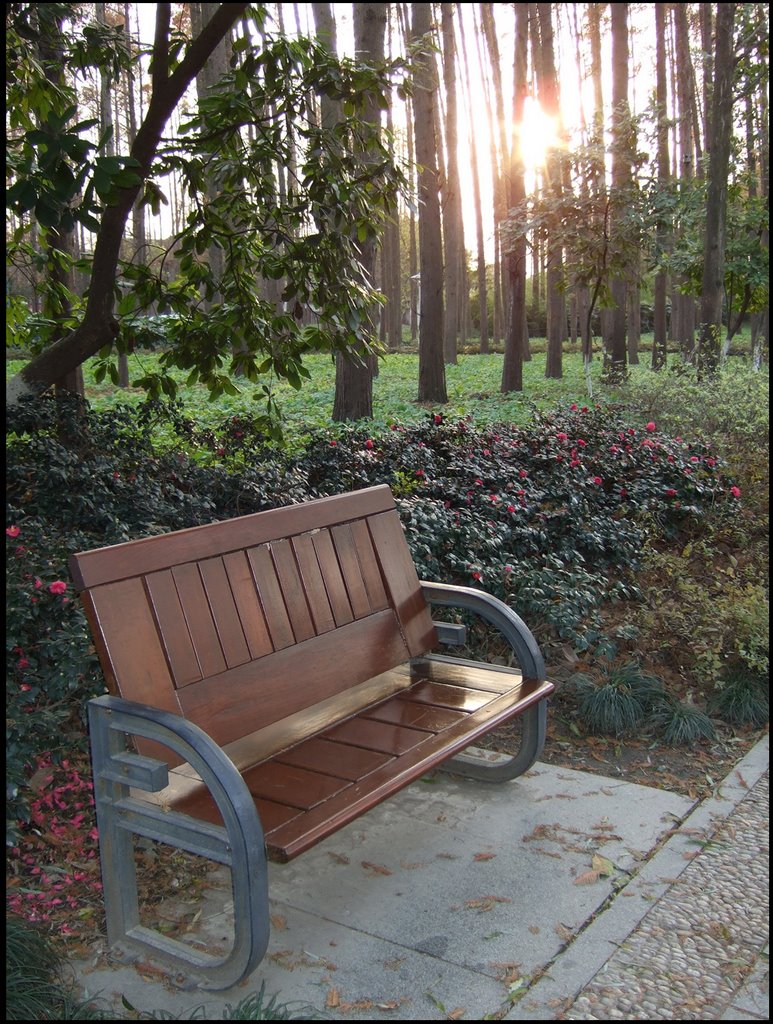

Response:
(74, 735), (769, 1020)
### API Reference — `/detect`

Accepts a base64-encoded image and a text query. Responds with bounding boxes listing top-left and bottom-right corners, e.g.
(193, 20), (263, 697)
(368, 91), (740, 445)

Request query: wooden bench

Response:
(70, 484), (554, 990)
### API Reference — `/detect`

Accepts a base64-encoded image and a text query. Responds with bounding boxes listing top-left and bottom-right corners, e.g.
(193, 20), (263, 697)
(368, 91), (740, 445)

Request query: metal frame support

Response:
(88, 694), (270, 991)
(421, 581), (549, 782)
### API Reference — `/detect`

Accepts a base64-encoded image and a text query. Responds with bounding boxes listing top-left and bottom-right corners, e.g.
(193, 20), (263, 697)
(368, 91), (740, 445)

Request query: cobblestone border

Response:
(505, 736), (770, 1021)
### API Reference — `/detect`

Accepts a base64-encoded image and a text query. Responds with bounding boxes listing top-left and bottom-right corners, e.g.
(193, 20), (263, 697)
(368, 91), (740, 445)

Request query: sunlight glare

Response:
(518, 96), (559, 174)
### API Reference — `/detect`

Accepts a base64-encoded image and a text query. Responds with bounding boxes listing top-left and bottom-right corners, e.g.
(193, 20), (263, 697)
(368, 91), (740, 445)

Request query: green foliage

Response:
(708, 670), (769, 728)
(6, 913), (106, 1020)
(125, 983), (324, 1020)
(573, 663), (667, 737)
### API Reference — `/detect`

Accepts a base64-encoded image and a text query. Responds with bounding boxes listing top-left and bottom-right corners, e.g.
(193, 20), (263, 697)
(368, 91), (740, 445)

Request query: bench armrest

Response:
(420, 580), (546, 679)
(88, 693), (270, 990)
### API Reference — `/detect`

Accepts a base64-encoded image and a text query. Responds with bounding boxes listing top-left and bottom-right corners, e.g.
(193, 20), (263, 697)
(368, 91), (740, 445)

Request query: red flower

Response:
(620, 487), (628, 498)
(570, 403), (578, 411)
(6, 525), (21, 538)
(507, 505), (516, 513)
(556, 432), (568, 442)
(577, 439), (587, 448)
(471, 570), (482, 581)
(666, 489), (677, 498)
(519, 469), (528, 478)
(48, 581), (68, 596)
(365, 439), (374, 449)
(581, 406), (589, 413)
(433, 414), (443, 425)
(591, 476), (602, 485)
(646, 421), (656, 432)
(730, 486), (741, 498)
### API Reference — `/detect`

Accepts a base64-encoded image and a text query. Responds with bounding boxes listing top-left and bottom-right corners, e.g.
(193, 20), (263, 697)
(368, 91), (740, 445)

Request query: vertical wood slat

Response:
(312, 529), (354, 626)
(197, 557), (251, 669)
(144, 570), (202, 687)
(247, 544), (294, 650)
(270, 539), (316, 642)
(171, 563), (227, 677)
(351, 518), (389, 610)
(222, 551), (273, 660)
(367, 510), (437, 656)
(331, 523), (371, 618)
(291, 533), (336, 635)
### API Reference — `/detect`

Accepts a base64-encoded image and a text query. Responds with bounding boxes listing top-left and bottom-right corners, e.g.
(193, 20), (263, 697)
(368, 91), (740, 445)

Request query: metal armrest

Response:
(88, 694), (270, 990)
(421, 580), (546, 678)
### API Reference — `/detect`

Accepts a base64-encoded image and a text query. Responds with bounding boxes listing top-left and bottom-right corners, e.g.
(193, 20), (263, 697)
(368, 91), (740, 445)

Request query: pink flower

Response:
(620, 487), (628, 498)
(577, 439), (587, 448)
(581, 406), (589, 413)
(592, 476), (602, 485)
(519, 469), (528, 479)
(666, 489), (677, 498)
(34, 578), (42, 590)
(556, 432), (568, 442)
(48, 581), (68, 596)
(6, 525), (21, 538)
(570, 460), (581, 468)
(415, 469), (425, 478)
(730, 486), (741, 498)
(330, 440), (337, 447)
(433, 414), (443, 425)
(507, 504), (516, 513)
(570, 403), (578, 411)
(646, 421), (656, 432)
(365, 439), (374, 449)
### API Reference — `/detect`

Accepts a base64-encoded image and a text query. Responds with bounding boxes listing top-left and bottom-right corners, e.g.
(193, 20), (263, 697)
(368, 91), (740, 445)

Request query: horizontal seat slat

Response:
(161, 656), (554, 863)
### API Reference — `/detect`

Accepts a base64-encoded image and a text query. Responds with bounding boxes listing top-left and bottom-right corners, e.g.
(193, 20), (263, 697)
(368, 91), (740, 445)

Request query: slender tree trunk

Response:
(457, 3), (488, 354)
(502, 2), (528, 392)
(7, 3), (250, 407)
(673, 3), (697, 359)
(652, 2), (671, 370)
(697, 3), (736, 378)
(440, 4), (462, 364)
(413, 2), (447, 403)
(607, 1), (630, 379)
(534, 3), (563, 379)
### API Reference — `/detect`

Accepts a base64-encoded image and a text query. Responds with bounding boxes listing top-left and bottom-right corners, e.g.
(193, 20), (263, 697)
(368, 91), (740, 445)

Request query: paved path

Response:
(74, 736), (769, 1020)
(508, 737), (769, 1021)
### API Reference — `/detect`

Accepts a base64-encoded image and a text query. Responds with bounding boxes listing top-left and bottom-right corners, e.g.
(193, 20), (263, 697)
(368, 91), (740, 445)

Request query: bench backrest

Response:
(70, 486), (437, 762)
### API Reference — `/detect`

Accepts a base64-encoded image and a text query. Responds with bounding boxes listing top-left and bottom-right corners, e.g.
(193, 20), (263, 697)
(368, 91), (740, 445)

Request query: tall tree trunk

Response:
(673, 3), (697, 359)
(652, 1), (671, 370)
(457, 3), (488, 354)
(607, 1), (630, 379)
(440, 4), (462, 365)
(413, 2), (447, 403)
(502, 2), (528, 392)
(697, 3), (736, 378)
(534, 3), (563, 379)
(190, 3), (232, 310)
(331, 3), (388, 420)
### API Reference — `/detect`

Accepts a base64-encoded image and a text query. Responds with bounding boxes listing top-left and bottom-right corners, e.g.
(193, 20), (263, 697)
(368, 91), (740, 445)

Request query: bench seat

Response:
(168, 654), (552, 862)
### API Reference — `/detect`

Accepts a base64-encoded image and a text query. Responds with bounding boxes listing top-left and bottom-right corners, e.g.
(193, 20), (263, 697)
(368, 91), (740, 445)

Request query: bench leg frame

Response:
(88, 695), (270, 991)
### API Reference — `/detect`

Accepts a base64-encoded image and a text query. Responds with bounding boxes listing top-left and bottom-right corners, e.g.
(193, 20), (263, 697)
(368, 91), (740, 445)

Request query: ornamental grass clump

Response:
(708, 668), (769, 728)
(573, 663), (667, 737)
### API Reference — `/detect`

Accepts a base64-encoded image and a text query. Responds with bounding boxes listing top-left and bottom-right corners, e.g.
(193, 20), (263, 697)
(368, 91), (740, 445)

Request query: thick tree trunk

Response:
(332, 2), (387, 421)
(697, 3), (736, 378)
(413, 3), (447, 403)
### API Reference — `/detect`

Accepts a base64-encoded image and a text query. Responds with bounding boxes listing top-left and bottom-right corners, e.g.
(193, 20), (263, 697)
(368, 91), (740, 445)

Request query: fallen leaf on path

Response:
(362, 861), (392, 876)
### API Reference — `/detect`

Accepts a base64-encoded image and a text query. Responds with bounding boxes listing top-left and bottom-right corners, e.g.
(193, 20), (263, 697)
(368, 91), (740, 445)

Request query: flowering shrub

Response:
(5, 393), (758, 848)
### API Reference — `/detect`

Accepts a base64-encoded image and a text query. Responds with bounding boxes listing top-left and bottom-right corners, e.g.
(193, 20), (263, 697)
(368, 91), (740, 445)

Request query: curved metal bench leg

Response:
(439, 702), (547, 782)
(89, 695), (270, 991)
